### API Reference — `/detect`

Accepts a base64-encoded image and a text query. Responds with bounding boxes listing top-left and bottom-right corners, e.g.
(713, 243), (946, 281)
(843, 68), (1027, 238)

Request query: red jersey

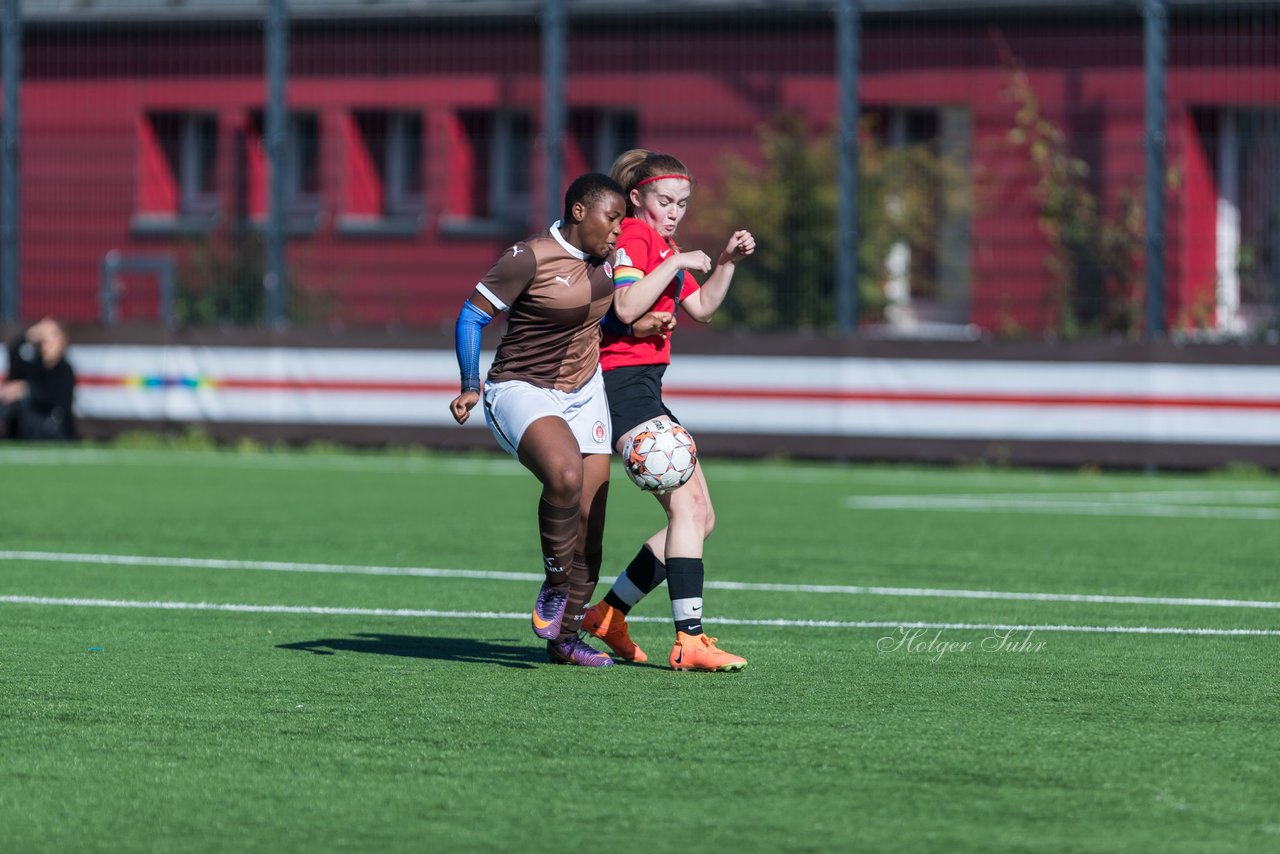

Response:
(599, 217), (701, 371)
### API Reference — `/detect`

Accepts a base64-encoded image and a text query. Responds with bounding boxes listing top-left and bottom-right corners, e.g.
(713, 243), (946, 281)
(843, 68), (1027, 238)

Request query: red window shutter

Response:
(136, 115), (178, 215)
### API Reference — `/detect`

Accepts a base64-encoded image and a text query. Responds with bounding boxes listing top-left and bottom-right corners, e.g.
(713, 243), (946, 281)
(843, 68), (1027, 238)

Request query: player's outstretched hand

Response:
(634, 310), (676, 339)
(450, 391), (480, 425)
(720, 230), (756, 265)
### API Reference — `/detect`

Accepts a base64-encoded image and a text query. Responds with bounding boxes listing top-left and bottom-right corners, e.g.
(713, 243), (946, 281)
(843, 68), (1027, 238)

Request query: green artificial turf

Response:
(1, 446), (1278, 852)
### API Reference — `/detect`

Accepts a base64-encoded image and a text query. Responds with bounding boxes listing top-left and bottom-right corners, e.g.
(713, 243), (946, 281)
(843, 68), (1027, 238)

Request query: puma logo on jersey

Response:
(510, 245), (524, 257)
(555, 275), (572, 287)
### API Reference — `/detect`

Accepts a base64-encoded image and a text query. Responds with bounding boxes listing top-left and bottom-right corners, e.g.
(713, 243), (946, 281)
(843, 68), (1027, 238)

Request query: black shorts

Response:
(603, 363), (680, 445)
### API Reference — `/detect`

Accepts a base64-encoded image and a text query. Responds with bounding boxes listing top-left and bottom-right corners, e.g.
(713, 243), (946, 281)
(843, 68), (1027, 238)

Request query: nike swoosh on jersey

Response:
(659, 249), (671, 258)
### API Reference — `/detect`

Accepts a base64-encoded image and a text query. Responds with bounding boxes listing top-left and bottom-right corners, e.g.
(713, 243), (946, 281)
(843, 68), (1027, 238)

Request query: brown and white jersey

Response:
(476, 224), (615, 392)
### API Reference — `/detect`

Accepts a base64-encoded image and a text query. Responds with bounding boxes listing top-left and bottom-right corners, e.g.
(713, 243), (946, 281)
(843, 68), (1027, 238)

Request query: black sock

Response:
(604, 545), (667, 614)
(666, 556), (704, 635)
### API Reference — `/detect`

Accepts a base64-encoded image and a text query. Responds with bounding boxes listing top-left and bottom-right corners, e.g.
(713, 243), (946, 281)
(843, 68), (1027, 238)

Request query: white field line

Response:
(0, 550), (543, 583)
(845, 492), (1280, 520)
(951, 489), (1280, 503)
(3, 549), (1280, 610)
(2, 594), (1278, 637)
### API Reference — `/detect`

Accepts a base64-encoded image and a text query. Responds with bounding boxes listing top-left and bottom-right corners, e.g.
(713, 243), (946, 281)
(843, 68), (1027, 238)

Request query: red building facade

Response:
(12, 3), (1280, 336)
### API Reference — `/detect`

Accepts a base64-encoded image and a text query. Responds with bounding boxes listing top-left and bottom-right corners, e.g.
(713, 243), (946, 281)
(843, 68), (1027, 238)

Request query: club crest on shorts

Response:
(593, 421), (607, 443)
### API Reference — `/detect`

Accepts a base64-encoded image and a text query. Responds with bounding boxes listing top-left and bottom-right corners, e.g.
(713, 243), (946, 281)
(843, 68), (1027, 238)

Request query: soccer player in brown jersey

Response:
(449, 173), (628, 667)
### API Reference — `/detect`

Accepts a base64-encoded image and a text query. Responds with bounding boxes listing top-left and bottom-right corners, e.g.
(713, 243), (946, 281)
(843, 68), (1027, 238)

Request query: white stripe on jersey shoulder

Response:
(475, 283), (509, 312)
(550, 220), (587, 261)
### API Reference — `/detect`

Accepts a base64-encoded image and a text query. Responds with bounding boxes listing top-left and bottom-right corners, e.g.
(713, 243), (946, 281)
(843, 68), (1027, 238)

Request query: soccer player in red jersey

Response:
(449, 173), (627, 667)
(583, 150), (756, 672)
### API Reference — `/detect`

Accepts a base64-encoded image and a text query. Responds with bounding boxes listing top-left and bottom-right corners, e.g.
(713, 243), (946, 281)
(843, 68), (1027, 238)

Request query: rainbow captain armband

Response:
(454, 300), (493, 393)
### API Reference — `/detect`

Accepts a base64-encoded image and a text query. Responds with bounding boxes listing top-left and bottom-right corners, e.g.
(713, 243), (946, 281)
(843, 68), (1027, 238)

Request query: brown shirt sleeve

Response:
(475, 243), (537, 311)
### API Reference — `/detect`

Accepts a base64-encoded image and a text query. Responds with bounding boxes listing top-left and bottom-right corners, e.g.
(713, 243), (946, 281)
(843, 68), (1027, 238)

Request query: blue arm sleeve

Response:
(454, 300), (493, 393)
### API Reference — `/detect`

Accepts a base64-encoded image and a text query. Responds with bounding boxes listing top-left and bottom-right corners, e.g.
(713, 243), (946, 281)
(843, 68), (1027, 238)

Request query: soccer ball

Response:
(624, 419), (698, 494)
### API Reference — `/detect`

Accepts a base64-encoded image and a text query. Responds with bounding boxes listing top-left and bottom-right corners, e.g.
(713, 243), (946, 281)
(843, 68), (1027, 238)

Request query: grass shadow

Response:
(277, 633), (543, 669)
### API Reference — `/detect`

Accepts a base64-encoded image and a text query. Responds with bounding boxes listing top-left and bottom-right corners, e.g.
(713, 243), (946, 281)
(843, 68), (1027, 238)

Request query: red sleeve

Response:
(679, 270), (701, 300)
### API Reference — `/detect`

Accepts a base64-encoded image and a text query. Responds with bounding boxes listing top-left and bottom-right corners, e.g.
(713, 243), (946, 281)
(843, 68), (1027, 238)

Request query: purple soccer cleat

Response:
(531, 581), (570, 640)
(546, 635), (615, 667)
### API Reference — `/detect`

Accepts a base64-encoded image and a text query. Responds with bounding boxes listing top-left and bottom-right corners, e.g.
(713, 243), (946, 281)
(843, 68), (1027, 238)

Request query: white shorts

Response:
(482, 367), (612, 458)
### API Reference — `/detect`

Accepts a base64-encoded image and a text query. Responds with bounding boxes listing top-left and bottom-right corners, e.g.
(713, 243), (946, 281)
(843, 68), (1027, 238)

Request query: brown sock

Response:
(557, 553), (600, 641)
(537, 498), (578, 588)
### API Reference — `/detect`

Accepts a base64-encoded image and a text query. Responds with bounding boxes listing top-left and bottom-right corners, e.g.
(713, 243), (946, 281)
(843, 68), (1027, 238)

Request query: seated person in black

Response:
(2, 317), (76, 441)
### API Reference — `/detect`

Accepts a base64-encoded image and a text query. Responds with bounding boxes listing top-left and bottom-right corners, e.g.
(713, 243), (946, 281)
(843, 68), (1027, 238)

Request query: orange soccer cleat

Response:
(669, 632), (747, 672)
(582, 601), (648, 663)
